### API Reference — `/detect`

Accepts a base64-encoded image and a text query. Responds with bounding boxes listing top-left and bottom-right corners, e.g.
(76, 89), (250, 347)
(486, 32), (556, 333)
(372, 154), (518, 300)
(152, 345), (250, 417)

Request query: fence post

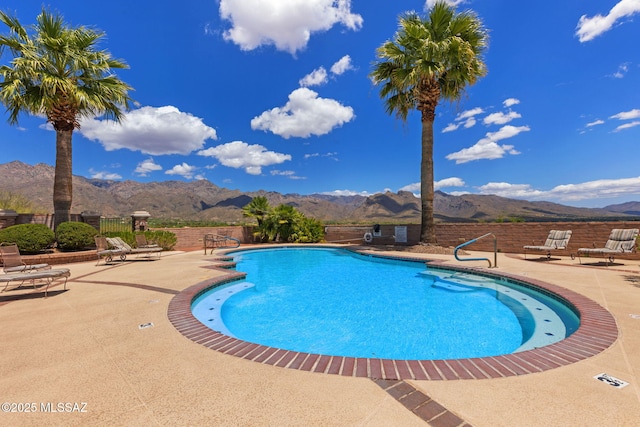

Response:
(131, 210), (151, 232)
(81, 211), (102, 231)
(0, 209), (18, 230)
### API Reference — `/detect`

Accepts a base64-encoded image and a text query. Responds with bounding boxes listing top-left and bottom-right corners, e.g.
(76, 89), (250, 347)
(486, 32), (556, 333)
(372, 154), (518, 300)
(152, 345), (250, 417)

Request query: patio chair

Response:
(107, 237), (162, 260)
(1, 268), (70, 298)
(204, 233), (240, 254)
(0, 242), (51, 273)
(95, 236), (127, 265)
(577, 228), (639, 266)
(523, 230), (572, 260)
(135, 234), (159, 249)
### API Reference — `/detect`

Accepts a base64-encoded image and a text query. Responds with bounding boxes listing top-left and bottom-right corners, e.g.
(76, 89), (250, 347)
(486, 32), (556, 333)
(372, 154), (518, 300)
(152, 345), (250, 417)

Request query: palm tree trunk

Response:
(420, 118), (436, 243)
(53, 129), (73, 230)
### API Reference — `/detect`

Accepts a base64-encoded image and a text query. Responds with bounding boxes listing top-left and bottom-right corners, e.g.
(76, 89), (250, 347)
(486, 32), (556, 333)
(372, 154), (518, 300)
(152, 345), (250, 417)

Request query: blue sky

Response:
(1, 0), (639, 208)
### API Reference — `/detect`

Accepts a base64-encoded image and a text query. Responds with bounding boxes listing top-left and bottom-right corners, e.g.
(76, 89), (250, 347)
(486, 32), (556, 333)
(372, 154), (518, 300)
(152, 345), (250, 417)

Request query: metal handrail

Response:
(454, 233), (497, 268)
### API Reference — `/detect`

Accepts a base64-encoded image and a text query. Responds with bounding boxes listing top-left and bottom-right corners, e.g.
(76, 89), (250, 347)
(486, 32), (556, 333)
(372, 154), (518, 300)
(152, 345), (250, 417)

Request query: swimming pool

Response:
(192, 247), (579, 360)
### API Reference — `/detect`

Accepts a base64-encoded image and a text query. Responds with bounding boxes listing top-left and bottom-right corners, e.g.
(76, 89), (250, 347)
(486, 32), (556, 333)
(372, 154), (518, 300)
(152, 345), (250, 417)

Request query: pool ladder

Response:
(454, 233), (498, 268)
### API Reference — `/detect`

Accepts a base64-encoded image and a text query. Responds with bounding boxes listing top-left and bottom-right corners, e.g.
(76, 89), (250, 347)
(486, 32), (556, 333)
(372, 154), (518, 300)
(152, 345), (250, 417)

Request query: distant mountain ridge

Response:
(0, 160), (636, 223)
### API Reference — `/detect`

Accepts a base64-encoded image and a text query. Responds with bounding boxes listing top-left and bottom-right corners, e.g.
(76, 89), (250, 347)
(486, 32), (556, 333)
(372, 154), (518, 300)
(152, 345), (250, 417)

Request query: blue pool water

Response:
(192, 248), (579, 360)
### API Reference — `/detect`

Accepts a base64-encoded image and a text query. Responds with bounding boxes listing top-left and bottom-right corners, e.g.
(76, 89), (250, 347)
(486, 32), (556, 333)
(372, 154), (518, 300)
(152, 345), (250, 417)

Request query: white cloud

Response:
(442, 107), (483, 132)
(611, 62), (630, 78)
(576, 0), (640, 42)
(271, 170), (306, 180)
(198, 141), (291, 175)
(586, 119), (605, 127)
(79, 106), (218, 155)
(165, 163), (199, 179)
(330, 55), (354, 75)
(251, 87), (355, 138)
(477, 176), (640, 203)
(90, 169), (122, 180)
(503, 98), (520, 107)
(483, 111), (522, 126)
(478, 182), (544, 199)
(398, 177), (465, 196)
(424, 0), (466, 9)
(134, 158), (163, 176)
(610, 108), (640, 120)
(613, 121), (640, 132)
(299, 67), (328, 87)
(219, 0), (363, 54)
(321, 189), (372, 196)
(435, 177), (466, 189)
(446, 125), (529, 164)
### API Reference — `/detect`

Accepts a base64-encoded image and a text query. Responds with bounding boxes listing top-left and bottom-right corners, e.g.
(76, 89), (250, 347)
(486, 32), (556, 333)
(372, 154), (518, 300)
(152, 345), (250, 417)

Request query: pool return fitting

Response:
(454, 232), (498, 268)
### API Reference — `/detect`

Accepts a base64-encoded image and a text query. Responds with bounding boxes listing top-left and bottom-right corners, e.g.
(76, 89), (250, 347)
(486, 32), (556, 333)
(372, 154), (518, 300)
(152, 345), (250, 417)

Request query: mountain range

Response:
(2, 161), (639, 223)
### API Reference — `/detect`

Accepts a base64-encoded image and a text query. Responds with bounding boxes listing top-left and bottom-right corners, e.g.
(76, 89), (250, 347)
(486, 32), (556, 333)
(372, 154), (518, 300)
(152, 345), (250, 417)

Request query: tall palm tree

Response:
(370, 1), (488, 243)
(0, 9), (132, 229)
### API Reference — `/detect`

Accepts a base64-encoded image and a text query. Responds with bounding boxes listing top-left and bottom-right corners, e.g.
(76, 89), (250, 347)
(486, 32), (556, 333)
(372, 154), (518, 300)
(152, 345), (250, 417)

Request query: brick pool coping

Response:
(167, 248), (618, 381)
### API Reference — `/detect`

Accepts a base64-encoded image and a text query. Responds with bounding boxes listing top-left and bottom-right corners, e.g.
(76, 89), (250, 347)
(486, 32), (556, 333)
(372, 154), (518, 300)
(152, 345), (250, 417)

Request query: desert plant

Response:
(0, 191), (42, 213)
(0, 223), (55, 253)
(55, 221), (98, 251)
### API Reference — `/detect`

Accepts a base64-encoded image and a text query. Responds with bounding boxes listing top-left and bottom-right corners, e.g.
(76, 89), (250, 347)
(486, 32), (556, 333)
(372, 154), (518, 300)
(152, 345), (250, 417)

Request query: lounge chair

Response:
(523, 230), (572, 260)
(135, 234), (159, 249)
(0, 242), (51, 273)
(1, 268), (70, 297)
(577, 228), (639, 266)
(107, 237), (162, 260)
(95, 236), (127, 265)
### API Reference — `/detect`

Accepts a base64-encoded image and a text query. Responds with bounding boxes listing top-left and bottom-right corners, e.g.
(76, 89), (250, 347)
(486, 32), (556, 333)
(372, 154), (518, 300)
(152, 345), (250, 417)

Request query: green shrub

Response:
(143, 230), (177, 250)
(0, 223), (55, 253)
(56, 222), (98, 251)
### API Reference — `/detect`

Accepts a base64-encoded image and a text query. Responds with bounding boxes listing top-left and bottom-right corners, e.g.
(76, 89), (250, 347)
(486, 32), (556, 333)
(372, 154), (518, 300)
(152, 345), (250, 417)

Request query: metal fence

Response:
(100, 217), (132, 234)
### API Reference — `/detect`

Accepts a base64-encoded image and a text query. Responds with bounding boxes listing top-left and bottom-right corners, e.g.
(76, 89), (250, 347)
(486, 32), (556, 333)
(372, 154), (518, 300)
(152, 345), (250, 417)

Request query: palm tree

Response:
(0, 9), (132, 229)
(242, 196), (271, 242)
(370, 1), (488, 243)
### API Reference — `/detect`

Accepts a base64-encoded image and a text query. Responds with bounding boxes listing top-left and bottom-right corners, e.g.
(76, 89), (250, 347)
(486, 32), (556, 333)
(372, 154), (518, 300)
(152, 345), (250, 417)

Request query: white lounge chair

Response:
(1, 268), (70, 297)
(95, 236), (127, 265)
(107, 237), (162, 260)
(523, 230), (572, 260)
(577, 228), (639, 266)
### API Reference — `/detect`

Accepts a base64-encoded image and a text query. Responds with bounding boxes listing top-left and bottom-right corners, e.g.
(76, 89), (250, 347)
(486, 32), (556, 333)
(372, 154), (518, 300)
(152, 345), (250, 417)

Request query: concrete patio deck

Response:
(1, 246), (639, 426)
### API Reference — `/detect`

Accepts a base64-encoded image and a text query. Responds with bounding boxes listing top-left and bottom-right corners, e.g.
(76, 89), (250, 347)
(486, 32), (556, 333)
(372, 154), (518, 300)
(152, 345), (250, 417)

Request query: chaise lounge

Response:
(523, 230), (572, 260)
(577, 228), (639, 266)
(107, 237), (163, 260)
(0, 242), (51, 273)
(1, 268), (70, 298)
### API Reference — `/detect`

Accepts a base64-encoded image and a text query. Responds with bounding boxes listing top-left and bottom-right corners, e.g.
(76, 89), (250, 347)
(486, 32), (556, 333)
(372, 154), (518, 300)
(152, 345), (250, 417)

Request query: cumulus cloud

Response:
(79, 106), (218, 155)
(330, 55), (354, 75)
(483, 111), (522, 126)
(219, 0), (363, 54)
(576, 0), (640, 42)
(198, 141), (291, 175)
(299, 67), (328, 87)
(90, 169), (122, 180)
(398, 177), (465, 196)
(134, 158), (163, 176)
(251, 87), (355, 138)
(165, 163), (200, 179)
(442, 107), (483, 132)
(446, 125), (529, 164)
(503, 98), (520, 107)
